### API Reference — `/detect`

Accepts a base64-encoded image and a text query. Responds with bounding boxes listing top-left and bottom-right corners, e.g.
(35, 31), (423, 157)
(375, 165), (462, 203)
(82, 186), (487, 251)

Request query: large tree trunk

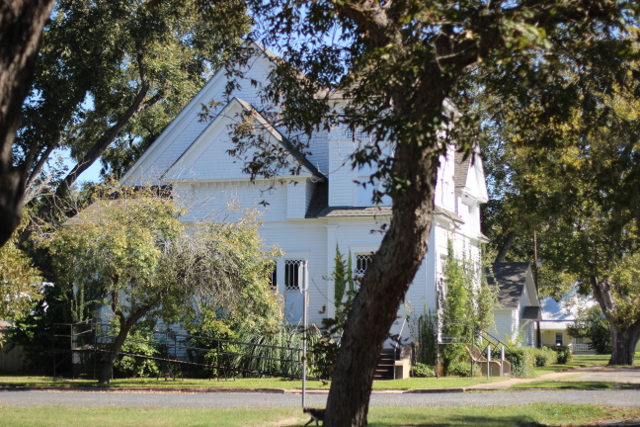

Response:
(590, 276), (640, 366)
(324, 122), (440, 426)
(0, 0), (55, 247)
(494, 231), (516, 263)
(609, 323), (640, 366)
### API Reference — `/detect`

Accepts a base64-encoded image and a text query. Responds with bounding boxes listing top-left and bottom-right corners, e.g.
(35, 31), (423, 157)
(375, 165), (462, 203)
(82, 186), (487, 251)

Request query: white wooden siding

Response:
(327, 137), (356, 206)
(492, 309), (516, 344)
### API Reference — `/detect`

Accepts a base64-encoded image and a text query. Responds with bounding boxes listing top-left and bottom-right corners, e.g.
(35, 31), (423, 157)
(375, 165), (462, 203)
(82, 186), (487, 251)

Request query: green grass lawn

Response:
(1, 352), (637, 393)
(514, 352), (640, 390)
(0, 374), (508, 391)
(570, 352), (640, 367)
(1, 404), (639, 426)
(530, 352), (640, 377)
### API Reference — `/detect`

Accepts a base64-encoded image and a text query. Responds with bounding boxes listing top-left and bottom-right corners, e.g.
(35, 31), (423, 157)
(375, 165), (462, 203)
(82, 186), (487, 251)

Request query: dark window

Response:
(284, 259), (304, 291)
(355, 254), (372, 276)
(555, 332), (563, 346)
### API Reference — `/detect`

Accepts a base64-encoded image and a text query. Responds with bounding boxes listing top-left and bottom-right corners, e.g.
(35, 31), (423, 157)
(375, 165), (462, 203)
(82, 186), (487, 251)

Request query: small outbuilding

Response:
(486, 262), (540, 346)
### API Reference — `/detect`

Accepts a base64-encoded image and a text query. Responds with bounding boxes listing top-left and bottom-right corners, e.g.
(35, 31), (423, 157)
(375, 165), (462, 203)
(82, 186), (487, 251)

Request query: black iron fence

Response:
(53, 320), (304, 380)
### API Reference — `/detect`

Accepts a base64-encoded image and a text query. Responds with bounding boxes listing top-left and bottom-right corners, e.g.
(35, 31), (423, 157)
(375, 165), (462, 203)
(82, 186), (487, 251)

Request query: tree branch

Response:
(34, 53), (153, 222)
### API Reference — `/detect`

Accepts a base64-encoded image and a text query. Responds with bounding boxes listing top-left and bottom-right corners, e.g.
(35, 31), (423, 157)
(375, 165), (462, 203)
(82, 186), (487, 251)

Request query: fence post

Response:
(93, 319), (97, 380)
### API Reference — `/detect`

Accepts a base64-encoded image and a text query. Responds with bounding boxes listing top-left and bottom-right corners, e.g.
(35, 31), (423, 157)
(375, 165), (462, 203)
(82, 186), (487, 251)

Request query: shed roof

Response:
(305, 185), (462, 221)
(523, 306), (541, 320)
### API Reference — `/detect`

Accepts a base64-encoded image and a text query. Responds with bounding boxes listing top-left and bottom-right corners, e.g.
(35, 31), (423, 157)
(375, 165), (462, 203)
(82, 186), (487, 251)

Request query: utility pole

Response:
(533, 233), (542, 348)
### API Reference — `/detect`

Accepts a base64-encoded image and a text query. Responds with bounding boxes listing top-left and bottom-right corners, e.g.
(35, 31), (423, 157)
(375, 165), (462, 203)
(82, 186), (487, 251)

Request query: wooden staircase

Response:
(374, 347), (396, 380)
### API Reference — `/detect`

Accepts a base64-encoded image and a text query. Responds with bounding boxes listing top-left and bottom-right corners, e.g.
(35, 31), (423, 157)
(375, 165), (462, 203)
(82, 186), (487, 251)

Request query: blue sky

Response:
(59, 148), (103, 185)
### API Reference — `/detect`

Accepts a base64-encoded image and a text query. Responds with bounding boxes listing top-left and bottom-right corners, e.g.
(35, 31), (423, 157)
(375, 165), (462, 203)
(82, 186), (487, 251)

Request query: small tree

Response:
(0, 222), (43, 343)
(440, 241), (496, 373)
(333, 246), (355, 312)
(45, 190), (280, 383)
(333, 245), (347, 311)
(441, 242), (473, 372)
(308, 247), (357, 380)
(567, 305), (612, 355)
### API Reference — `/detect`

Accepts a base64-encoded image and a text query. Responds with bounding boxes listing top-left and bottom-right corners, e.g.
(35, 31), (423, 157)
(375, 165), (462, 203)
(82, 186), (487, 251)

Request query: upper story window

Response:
(345, 128), (371, 141)
(284, 259), (305, 292)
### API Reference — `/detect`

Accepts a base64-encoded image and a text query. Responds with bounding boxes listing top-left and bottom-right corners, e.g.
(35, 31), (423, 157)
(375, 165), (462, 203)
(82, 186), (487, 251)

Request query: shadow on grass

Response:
(277, 417), (547, 427)
(368, 414), (547, 426)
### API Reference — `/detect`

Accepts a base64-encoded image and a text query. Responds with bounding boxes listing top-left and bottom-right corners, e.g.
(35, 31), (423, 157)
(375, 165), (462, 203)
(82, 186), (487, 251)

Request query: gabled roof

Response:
(454, 150), (489, 203)
(121, 40), (280, 186)
(162, 97), (326, 182)
(486, 262), (539, 309)
(233, 99), (326, 181)
(455, 151), (472, 188)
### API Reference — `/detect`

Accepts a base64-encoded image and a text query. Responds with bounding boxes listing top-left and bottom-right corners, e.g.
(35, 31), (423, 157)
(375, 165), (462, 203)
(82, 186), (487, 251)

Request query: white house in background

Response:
(486, 262), (541, 346)
(540, 292), (640, 353)
(121, 41), (490, 341)
(539, 291), (601, 352)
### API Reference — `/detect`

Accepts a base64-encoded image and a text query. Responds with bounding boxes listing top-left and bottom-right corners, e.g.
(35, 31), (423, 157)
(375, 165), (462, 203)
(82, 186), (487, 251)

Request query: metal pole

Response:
(93, 319), (97, 380)
(435, 340), (439, 379)
(302, 264), (308, 408)
(70, 323), (74, 379)
(470, 332), (474, 377)
(486, 345), (491, 380)
(500, 346), (505, 377)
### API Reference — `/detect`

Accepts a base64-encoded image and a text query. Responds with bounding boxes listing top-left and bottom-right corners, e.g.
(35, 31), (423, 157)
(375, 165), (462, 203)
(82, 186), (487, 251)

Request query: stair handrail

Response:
(475, 327), (510, 358)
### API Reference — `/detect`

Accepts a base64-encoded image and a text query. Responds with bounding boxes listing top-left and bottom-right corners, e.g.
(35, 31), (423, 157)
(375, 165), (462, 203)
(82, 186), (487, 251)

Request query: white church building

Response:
(121, 42), (490, 341)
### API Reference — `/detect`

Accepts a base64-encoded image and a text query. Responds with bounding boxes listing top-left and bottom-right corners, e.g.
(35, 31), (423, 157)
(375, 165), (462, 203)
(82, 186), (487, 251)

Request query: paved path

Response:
(564, 366), (640, 384)
(466, 365), (640, 390)
(1, 388), (640, 409)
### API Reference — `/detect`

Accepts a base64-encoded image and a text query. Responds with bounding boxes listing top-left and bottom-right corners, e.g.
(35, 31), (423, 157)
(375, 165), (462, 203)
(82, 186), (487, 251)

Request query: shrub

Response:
(532, 347), (558, 367)
(114, 329), (160, 378)
(505, 346), (535, 378)
(447, 361), (480, 377)
(411, 363), (435, 378)
(545, 345), (573, 364)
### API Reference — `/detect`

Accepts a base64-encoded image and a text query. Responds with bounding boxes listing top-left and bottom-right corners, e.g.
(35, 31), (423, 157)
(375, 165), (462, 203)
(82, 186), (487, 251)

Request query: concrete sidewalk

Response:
(465, 365), (640, 391)
(465, 368), (582, 390)
(296, 366), (633, 394)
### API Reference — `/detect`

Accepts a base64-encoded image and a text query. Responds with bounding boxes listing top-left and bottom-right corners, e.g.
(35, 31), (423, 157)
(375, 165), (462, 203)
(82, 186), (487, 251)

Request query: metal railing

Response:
(569, 343), (593, 353)
(53, 320), (304, 380)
